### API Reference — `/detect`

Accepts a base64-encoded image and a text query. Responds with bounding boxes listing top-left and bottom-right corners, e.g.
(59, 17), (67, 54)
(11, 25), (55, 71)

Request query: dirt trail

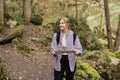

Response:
(0, 26), (55, 80)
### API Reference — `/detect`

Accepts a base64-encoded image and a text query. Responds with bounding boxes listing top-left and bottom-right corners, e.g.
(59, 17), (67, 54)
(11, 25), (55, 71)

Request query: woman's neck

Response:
(62, 29), (69, 34)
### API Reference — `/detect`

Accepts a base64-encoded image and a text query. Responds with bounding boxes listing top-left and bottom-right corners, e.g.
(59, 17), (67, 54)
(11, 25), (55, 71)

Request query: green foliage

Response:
(4, 12), (13, 20)
(112, 13), (120, 23)
(12, 13), (24, 24)
(109, 2), (120, 11)
(30, 23), (56, 51)
(83, 50), (112, 64)
(0, 58), (8, 80)
(7, 2), (20, 12)
(114, 50), (120, 59)
(5, 1), (24, 25)
(4, 12), (24, 25)
(31, 0), (39, 13)
(12, 38), (33, 57)
(81, 50), (92, 55)
(0, 25), (3, 33)
(82, 51), (102, 61)
(68, 16), (103, 50)
(72, 18), (90, 32)
(35, 25), (54, 51)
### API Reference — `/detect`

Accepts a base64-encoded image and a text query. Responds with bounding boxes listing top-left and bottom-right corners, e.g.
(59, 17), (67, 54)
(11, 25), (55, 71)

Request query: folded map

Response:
(55, 46), (75, 53)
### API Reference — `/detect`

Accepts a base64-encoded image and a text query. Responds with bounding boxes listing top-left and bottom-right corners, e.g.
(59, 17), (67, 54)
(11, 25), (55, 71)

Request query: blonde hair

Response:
(60, 17), (70, 24)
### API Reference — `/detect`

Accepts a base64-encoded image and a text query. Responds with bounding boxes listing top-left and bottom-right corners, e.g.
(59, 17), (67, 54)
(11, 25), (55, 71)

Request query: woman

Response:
(50, 17), (82, 80)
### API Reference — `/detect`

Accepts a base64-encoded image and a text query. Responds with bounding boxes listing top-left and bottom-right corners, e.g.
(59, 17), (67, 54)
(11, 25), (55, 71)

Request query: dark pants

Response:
(54, 55), (76, 80)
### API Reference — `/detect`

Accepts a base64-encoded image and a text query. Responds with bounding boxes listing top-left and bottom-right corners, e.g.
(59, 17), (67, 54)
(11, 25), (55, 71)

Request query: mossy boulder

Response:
(75, 60), (101, 80)
(0, 25), (24, 44)
(82, 50), (120, 80)
(30, 13), (43, 25)
(12, 38), (33, 57)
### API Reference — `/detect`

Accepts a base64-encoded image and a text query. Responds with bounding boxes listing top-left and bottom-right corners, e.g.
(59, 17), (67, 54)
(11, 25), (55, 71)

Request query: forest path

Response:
(0, 26), (55, 80)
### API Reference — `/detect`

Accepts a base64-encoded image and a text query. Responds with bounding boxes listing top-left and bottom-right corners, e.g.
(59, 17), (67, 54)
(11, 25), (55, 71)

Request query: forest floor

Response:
(0, 26), (55, 80)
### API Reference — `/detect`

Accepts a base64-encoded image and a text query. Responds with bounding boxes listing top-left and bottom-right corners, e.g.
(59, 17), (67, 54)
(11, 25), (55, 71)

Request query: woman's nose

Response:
(59, 24), (62, 26)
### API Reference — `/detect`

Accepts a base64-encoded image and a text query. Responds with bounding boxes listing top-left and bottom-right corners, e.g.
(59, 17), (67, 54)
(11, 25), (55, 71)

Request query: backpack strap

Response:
(73, 33), (76, 45)
(56, 32), (60, 45)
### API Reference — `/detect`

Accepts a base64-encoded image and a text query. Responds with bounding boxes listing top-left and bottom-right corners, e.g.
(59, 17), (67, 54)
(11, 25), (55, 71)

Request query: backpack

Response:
(56, 32), (76, 45)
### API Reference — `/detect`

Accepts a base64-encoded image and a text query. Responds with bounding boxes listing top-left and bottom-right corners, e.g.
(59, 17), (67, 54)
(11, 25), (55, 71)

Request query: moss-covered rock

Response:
(75, 60), (101, 80)
(0, 25), (24, 44)
(30, 13), (43, 25)
(82, 50), (120, 80)
(12, 38), (32, 57)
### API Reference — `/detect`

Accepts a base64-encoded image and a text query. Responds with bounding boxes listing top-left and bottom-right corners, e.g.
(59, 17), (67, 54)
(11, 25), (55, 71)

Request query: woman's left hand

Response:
(73, 49), (80, 55)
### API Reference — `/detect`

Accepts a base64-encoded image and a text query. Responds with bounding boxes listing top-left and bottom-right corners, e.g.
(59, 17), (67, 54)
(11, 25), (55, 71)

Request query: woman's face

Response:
(59, 19), (69, 31)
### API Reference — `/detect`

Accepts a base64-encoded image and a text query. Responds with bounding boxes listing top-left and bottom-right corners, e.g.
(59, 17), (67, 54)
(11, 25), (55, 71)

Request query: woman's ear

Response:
(66, 23), (70, 27)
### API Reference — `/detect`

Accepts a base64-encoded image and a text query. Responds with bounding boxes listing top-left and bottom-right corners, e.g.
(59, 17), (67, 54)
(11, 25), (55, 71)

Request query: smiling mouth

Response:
(60, 26), (64, 27)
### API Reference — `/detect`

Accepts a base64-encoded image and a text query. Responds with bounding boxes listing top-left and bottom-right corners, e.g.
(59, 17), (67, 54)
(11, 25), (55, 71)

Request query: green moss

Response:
(82, 51), (102, 61)
(81, 50), (120, 80)
(12, 13), (24, 24)
(31, 26), (53, 51)
(0, 26), (3, 33)
(0, 58), (8, 80)
(7, 2), (20, 12)
(12, 38), (33, 58)
(0, 25), (24, 43)
(114, 50), (120, 59)
(75, 60), (101, 80)
(7, 25), (24, 38)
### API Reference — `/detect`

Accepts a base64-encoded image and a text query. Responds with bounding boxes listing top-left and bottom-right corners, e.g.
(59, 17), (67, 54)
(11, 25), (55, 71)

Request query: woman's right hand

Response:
(52, 49), (58, 55)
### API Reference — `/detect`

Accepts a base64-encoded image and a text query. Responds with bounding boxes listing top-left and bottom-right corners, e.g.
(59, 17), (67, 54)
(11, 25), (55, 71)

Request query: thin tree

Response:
(113, 14), (120, 52)
(3, 0), (6, 12)
(75, 0), (78, 19)
(23, 0), (31, 25)
(103, 0), (113, 51)
(0, 0), (4, 26)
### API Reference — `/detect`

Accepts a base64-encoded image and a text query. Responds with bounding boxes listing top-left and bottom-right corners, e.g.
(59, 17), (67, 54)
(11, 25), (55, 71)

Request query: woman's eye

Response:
(61, 23), (64, 24)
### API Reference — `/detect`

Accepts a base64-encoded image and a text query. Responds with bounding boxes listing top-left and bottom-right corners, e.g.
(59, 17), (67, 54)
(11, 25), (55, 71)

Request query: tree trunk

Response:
(113, 14), (120, 52)
(65, 0), (68, 10)
(23, 0), (31, 25)
(75, 0), (78, 19)
(0, 0), (4, 26)
(103, 0), (113, 51)
(3, 0), (6, 11)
